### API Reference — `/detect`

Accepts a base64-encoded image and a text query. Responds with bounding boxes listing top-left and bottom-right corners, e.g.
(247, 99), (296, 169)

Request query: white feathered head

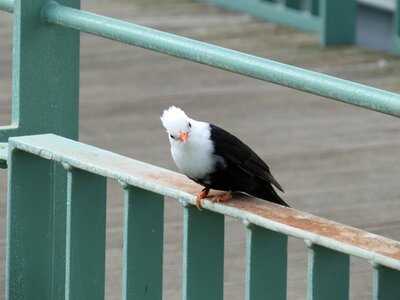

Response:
(160, 106), (192, 143)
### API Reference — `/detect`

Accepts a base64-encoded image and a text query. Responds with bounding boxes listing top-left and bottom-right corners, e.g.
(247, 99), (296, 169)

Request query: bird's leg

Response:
(212, 191), (232, 204)
(195, 187), (210, 210)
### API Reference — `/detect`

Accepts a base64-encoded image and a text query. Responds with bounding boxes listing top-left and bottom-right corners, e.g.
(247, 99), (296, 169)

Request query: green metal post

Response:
(0, 0), (79, 142)
(52, 164), (69, 297)
(5, 0), (79, 293)
(320, 0), (356, 46)
(309, 0), (319, 16)
(183, 205), (224, 300)
(307, 244), (350, 300)
(6, 150), (66, 299)
(65, 168), (107, 299)
(122, 186), (164, 300)
(285, 0), (301, 10)
(245, 224), (287, 300)
(395, 0), (400, 55)
(373, 265), (400, 300)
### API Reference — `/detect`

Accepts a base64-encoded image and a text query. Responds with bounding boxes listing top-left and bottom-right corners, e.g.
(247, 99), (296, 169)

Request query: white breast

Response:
(170, 121), (216, 182)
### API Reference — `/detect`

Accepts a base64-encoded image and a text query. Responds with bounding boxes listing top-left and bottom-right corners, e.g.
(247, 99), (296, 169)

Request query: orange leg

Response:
(195, 187), (210, 210)
(212, 191), (232, 204)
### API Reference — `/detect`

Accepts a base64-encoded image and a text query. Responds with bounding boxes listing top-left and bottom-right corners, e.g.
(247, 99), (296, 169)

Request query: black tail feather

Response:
(250, 184), (290, 207)
(270, 188), (290, 207)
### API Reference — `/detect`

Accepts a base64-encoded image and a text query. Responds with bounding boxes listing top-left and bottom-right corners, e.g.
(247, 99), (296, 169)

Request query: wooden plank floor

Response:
(1, 0), (400, 299)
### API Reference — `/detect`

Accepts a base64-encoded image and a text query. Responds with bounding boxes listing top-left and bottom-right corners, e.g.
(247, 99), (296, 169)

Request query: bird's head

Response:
(160, 106), (192, 144)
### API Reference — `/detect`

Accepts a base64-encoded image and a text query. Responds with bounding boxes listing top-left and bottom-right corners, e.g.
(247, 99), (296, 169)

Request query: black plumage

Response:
(203, 124), (289, 207)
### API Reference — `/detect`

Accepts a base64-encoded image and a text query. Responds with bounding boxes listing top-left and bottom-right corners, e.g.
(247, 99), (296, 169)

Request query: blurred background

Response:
(1, 0), (400, 299)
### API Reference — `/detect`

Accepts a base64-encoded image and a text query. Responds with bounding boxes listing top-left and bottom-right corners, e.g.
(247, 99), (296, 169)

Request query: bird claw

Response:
(195, 188), (209, 210)
(212, 191), (232, 204)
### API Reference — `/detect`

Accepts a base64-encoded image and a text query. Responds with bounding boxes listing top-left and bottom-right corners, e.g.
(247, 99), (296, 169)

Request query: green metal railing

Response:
(197, 0), (400, 56)
(197, 0), (356, 46)
(0, 0), (79, 146)
(1, 0), (400, 299)
(0, 0), (399, 153)
(7, 134), (400, 299)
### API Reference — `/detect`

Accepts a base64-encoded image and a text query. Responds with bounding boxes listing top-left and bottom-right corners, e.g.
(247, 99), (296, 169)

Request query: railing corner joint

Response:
(370, 260), (380, 269)
(304, 239), (313, 248)
(62, 162), (73, 171)
(243, 218), (252, 228)
(40, 0), (60, 25)
(118, 179), (130, 190)
(180, 198), (189, 208)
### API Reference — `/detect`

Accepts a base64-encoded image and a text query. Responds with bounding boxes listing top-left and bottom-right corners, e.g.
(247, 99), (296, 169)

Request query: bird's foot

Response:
(212, 191), (232, 204)
(195, 188), (209, 210)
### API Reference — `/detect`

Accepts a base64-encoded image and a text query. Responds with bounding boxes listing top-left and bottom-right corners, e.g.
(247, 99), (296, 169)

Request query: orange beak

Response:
(179, 131), (189, 143)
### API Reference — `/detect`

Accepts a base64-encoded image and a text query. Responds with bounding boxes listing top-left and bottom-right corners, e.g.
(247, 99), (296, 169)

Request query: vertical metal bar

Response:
(307, 243), (349, 300)
(308, 0), (319, 15)
(285, 0), (301, 10)
(0, 0), (79, 142)
(122, 186), (164, 300)
(5, 0), (80, 292)
(320, 0), (356, 46)
(395, 0), (400, 56)
(183, 206), (224, 300)
(6, 150), (56, 299)
(245, 224), (287, 300)
(65, 167), (107, 299)
(0, 0), (13, 12)
(51, 163), (69, 298)
(373, 265), (400, 300)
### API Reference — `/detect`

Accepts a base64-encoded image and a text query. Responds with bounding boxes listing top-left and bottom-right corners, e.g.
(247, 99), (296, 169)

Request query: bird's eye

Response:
(188, 122), (192, 128)
(170, 134), (176, 139)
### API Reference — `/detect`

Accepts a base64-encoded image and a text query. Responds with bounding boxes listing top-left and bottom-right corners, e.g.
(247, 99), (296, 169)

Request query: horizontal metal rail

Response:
(9, 134), (400, 271)
(7, 134), (400, 298)
(0, 0), (12, 12)
(198, 0), (321, 33)
(38, 1), (400, 118)
(0, 145), (9, 169)
(0, 143), (7, 166)
(198, 0), (356, 47)
(0, 0), (399, 117)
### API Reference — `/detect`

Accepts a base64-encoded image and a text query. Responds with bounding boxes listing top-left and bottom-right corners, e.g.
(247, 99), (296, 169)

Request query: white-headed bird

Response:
(161, 106), (288, 209)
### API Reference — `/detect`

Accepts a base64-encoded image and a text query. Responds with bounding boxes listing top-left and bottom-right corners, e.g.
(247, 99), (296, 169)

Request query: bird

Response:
(160, 106), (289, 209)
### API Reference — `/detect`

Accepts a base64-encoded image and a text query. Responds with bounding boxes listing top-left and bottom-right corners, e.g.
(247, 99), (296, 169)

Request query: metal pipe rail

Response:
(0, 0), (398, 118)
(41, 1), (400, 118)
(7, 134), (400, 299)
(0, 0), (12, 12)
(197, 0), (356, 46)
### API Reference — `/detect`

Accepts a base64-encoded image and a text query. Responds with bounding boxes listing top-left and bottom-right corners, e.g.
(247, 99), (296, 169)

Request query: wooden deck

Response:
(1, 0), (400, 299)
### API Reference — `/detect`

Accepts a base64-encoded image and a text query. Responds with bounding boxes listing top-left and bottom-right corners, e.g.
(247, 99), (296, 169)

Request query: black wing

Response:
(210, 124), (284, 192)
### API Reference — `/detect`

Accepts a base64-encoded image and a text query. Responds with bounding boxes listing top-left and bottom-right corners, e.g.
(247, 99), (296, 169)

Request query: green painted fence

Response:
(197, 0), (400, 56)
(1, 0), (400, 299)
(0, 0), (399, 155)
(6, 134), (400, 300)
(0, 0), (79, 144)
(197, 0), (356, 46)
